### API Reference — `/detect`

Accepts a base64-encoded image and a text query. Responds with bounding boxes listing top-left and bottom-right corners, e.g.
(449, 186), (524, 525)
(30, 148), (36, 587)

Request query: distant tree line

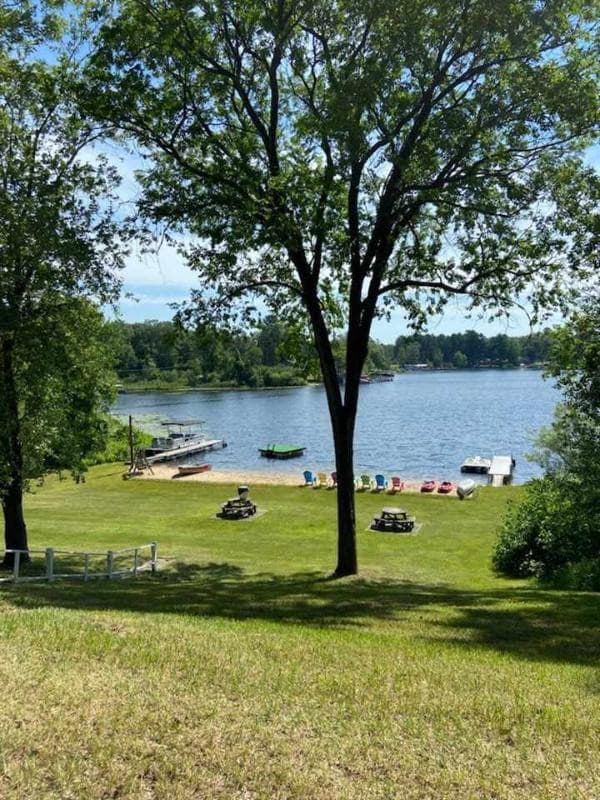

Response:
(392, 330), (551, 369)
(111, 320), (553, 389)
(110, 317), (318, 389)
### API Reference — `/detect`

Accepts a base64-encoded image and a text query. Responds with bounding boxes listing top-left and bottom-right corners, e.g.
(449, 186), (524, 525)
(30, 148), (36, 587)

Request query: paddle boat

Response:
(437, 480), (454, 494)
(420, 480), (437, 493)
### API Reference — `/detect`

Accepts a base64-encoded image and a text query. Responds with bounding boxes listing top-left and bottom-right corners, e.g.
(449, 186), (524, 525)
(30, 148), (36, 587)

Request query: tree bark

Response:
(2, 481), (28, 568)
(331, 406), (358, 577)
(297, 286), (359, 576)
(0, 336), (29, 567)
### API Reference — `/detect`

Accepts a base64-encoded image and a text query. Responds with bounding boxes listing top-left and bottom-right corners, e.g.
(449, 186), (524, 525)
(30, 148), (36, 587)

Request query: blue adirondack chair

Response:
(374, 474), (387, 491)
(303, 470), (316, 486)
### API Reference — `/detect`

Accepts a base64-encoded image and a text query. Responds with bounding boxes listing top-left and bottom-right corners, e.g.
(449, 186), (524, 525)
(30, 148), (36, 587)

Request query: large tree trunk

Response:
(2, 481), (28, 568)
(1, 336), (29, 568)
(331, 406), (358, 577)
(295, 260), (367, 577)
(310, 315), (363, 577)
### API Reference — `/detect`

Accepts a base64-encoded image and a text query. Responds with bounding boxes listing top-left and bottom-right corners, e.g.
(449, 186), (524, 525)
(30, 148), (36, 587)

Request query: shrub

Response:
(493, 478), (570, 578)
(261, 367), (306, 387)
(493, 476), (599, 588)
(554, 558), (600, 592)
(86, 417), (152, 466)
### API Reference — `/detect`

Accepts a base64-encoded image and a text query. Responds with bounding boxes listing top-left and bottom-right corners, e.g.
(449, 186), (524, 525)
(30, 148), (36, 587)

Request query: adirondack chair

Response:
(329, 471), (338, 488)
(317, 471), (328, 487)
(303, 470), (316, 486)
(374, 474), (387, 491)
(389, 476), (404, 493)
(356, 474), (372, 491)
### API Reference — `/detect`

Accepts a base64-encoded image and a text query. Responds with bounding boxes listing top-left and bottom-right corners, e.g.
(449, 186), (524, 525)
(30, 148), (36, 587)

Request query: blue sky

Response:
(115, 144), (600, 343)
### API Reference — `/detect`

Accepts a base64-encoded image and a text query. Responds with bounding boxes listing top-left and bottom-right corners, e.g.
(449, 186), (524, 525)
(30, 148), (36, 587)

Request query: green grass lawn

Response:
(1, 466), (599, 799)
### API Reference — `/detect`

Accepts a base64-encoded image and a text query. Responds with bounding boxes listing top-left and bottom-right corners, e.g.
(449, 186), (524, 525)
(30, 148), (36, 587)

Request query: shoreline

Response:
(132, 465), (459, 494)
(116, 365), (546, 395)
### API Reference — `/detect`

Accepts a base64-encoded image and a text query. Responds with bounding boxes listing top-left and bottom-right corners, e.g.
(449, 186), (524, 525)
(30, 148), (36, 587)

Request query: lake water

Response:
(113, 369), (560, 484)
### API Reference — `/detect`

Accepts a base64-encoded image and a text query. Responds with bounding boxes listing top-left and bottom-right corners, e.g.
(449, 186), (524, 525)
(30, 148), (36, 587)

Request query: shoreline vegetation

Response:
(116, 364), (546, 393)
(110, 319), (552, 392)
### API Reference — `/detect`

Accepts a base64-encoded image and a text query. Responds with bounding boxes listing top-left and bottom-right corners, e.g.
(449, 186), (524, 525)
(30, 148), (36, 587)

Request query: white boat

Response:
(457, 479), (477, 500)
(460, 456), (491, 474)
(144, 420), (226, 463)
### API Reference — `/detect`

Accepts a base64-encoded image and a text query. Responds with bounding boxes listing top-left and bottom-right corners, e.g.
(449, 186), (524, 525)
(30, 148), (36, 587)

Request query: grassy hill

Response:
(1, 467), (598, 799)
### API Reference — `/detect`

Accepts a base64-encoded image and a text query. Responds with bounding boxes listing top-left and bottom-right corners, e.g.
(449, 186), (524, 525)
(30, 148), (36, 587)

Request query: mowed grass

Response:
(1, 466), (599, 800)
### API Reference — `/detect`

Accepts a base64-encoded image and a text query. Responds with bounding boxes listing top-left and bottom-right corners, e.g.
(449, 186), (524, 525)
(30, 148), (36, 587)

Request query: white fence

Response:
(0, 542), (158, 584)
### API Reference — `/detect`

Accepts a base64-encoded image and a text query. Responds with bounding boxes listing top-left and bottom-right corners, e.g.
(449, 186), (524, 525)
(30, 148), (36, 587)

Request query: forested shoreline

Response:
(110, 319), (552, 391)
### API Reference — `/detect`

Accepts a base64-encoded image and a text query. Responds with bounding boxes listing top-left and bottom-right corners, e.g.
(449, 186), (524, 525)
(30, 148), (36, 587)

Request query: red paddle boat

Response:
(437, 481), (454, 494)
(420, 480), (436, 493)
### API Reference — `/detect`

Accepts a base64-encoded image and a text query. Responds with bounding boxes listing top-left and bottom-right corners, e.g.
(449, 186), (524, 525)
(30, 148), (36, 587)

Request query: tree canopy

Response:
(0, 3), (129, 561)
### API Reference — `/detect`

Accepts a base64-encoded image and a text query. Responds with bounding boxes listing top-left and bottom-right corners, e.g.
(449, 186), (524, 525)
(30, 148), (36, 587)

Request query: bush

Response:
(86, 417), (152, 465)
(493, 478), (573, 578)
(554, 558), (600, 592)
(493, 476), (599, 588)
(261, 367), (306, 387)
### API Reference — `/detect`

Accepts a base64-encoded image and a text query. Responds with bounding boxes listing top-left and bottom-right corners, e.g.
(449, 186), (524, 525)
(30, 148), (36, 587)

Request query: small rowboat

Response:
(176, 463), (211, 476)
(437, 481), (454, 494)
(457, 479), (476, 499)
(420, 480), (437, 493)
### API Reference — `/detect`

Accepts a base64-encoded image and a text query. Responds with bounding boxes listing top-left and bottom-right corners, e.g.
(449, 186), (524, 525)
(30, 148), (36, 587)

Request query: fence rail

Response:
(0, 542), (158, 585)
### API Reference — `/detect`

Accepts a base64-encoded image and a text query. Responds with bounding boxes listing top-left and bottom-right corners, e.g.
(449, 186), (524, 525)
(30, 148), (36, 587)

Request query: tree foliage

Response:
(0, 300), (119, 482)
(393, 329), (551, 367)
(0, 2), (129, 558)
(494, 297), (600, 589)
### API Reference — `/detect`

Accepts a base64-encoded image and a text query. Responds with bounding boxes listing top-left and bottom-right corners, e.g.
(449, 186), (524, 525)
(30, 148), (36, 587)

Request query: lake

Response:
(113, 369), (560, 484)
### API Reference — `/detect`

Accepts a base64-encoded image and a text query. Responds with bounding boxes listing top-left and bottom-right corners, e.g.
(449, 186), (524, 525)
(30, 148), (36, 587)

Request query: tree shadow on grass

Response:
(2, 560), (600, 668)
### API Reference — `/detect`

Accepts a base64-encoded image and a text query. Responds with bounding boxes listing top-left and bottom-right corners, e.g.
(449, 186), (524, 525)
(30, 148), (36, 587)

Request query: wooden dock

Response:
(146, 438), (226, 464)
(488, 455), (515, 486)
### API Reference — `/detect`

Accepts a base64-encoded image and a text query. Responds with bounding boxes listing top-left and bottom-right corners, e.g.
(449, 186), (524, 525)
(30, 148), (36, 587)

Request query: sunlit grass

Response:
(0, 465), (598, 799)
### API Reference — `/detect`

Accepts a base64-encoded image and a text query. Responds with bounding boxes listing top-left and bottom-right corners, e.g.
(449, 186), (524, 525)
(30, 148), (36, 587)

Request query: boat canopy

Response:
(161, 419), (205, 427)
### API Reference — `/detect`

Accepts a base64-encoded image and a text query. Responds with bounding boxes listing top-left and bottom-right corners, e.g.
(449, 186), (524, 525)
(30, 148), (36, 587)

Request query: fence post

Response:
(45, 547), (54, 582)
(133, 548), (139, 577)
(13, 551), (21, 584)
(106, 550), (114, 579)
(83, 553), (90, 581)
(150, 542), (158, 575)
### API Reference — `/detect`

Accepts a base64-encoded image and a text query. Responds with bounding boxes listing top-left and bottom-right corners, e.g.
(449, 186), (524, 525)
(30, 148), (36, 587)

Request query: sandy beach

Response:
(132, 464), (452, 493)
